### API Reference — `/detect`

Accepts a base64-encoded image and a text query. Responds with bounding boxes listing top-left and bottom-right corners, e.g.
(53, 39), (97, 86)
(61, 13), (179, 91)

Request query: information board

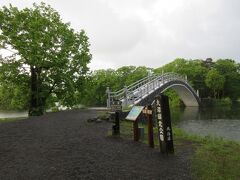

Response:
(110, 100), (122, 112)
(125, 106), (144, 121)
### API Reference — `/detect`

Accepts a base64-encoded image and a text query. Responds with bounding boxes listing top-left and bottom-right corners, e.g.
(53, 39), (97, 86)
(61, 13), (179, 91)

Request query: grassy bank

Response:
(119, 121), (240, 180)
(174, 128), (240, 180)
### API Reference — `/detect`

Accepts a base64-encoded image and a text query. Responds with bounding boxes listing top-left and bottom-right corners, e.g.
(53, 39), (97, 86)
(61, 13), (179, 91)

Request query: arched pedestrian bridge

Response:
(106, 72), (200, 108)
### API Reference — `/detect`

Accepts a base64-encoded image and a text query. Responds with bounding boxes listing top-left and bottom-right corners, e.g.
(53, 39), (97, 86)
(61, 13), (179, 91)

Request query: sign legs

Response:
(143, 105), (154, 148)
(147, 108), (154, 148)
(112, 111), (120, 135)
(133, 119), (139, 141)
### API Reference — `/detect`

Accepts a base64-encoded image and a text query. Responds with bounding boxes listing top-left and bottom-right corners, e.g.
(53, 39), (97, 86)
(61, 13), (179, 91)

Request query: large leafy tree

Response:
(80, 66), (150, 106)
(0, 53), (29, 110)
(214, 59), (240, 100)
(154, 58), (208, 97)
(205, 69), (225, 99)
(116, 66), (149, 86)
(79, 69), (118, 106)
(0, 3), (91, 115)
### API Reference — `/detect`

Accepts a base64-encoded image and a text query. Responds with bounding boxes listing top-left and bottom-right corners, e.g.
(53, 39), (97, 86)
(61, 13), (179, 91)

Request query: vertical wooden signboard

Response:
(155, 96), (166, 153)
(155, 95), (174, 154)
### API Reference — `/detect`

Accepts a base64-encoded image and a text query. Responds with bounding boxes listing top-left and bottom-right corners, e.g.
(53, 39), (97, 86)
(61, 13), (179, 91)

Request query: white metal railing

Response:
(106, 72), (189, 108)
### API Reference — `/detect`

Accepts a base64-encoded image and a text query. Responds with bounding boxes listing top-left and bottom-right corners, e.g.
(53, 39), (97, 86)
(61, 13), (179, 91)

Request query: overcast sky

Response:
(0, 0), (240, 70)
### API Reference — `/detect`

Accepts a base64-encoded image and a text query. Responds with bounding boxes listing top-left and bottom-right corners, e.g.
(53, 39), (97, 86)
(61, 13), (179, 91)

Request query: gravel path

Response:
(0, 109), (194, 180)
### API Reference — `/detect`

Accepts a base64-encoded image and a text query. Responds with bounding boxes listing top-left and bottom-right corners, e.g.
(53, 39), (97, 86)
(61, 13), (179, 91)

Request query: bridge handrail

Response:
(108, 74), (156, 97)
(107, 72), (193, 107)
(134, 72), (186, 94)
(126, 75), (155, 89)
(114, 72), (183, 95)
(127, 75), (157, 92)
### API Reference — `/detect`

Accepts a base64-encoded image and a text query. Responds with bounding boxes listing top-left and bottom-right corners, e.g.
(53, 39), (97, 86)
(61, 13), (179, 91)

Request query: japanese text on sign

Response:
(110, 100), (122, 112)
(156, 98), (164, 142)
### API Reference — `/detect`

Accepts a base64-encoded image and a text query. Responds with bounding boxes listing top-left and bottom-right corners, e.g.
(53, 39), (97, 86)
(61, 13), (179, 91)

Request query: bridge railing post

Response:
(106, 87), (111, 108)
(147, 73), (151, 94)
(124, 86), (128, 106)
(140, 87), (143, 99)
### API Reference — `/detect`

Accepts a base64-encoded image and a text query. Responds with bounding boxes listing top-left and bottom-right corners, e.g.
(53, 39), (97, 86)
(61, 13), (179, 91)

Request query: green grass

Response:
(119, 120), (240, 180)
(191, 138), (240, 180)
(173, 127), (240, 179)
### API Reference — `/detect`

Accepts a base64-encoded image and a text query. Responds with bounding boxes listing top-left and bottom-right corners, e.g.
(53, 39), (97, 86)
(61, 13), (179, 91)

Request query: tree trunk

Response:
(214, 89), (217, 99)
(29, 66), (44, 116)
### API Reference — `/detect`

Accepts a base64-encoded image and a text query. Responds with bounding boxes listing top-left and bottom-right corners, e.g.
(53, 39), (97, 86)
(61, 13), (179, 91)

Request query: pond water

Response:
(173, 103), (240, 141)
(0, 110), (28, 119)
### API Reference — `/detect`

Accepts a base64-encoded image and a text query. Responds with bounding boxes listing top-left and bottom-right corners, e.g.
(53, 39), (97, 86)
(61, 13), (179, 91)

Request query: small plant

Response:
(51, 107), (59, 112)
(97, 111), (109, 120)
(213, 97), (232, 106)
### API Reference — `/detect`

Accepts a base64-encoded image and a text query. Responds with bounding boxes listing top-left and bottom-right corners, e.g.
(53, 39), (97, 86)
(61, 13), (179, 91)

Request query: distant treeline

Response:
(0, 58), (239, 110)
(81, 58), (240, 106)
(77, 58), (240, 107)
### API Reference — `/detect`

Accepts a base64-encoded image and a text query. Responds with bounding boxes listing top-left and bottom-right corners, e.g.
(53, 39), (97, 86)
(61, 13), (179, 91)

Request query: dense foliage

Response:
(205, 69), (225, 98)
(77, 58), (239, 107)
(0, 3), (91, 115)
(79, 66), (150, 106)
(155, 58), (240, 101)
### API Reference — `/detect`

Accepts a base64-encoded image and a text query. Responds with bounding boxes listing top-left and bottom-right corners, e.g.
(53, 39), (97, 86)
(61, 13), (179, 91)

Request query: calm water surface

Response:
(173, 104), (240, 141)
(0, 110), (28, 119)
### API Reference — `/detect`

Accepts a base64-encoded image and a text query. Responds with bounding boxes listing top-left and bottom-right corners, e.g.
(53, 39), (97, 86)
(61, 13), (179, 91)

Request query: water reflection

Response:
(172, 105), (240, 141)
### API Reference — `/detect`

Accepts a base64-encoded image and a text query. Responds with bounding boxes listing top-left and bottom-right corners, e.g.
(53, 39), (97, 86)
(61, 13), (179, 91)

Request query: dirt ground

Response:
(0, 109), (194, 180)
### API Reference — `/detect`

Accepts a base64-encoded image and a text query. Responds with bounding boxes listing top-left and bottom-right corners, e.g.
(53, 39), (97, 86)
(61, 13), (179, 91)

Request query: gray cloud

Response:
(0, 0), (239, 70)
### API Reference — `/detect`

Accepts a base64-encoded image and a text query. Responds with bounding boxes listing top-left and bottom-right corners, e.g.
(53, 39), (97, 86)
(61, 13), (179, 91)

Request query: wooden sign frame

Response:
(125, 106), (144, 141)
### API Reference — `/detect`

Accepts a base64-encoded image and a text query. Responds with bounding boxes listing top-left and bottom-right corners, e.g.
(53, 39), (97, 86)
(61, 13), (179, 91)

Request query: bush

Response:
(213, 97), (232, 106)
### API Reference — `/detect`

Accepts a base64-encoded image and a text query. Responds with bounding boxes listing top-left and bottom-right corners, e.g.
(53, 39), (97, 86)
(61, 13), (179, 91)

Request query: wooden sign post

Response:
(110, 100), (122, 135)
(155, 95), (174, 154)
(125, 106), (144, 141)
(143, 105), (154, 148)
(113, 111), (120, 135)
